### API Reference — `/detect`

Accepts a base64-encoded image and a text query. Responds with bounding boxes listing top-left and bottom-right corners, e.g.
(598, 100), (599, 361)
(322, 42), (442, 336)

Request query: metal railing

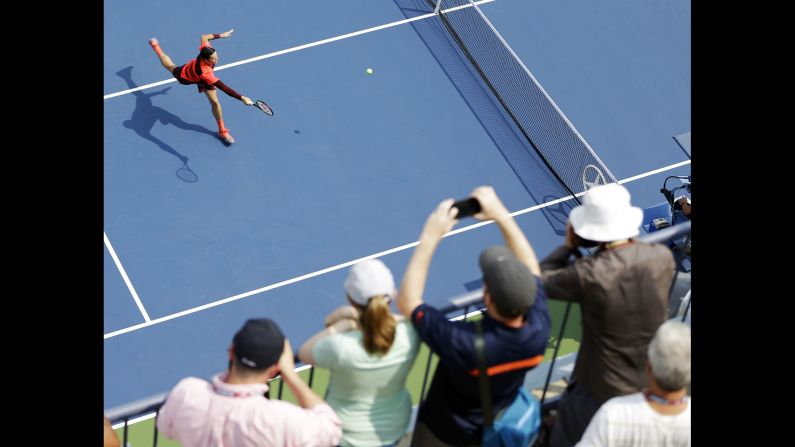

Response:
(106, 220), (691, 446)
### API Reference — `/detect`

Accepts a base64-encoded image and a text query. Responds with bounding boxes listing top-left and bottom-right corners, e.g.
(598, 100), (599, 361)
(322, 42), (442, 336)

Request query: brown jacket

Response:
(540, 242), (675, 403)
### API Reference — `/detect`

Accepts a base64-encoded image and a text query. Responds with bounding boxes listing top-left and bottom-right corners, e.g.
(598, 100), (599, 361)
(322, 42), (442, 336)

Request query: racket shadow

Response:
(176, 160), (199, 183)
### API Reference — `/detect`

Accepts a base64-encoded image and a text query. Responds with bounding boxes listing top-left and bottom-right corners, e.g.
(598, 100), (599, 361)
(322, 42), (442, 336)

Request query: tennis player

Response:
(149, 29), (253, 145)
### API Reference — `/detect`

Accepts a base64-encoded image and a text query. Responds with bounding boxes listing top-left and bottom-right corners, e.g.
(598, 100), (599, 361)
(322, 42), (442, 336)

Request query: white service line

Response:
(103, 0), (496, 100)
(617, 159), (691, 184)
(105, 232), (151, 323)
(103, 239), (423, 339)
(104, 159), (691, 340)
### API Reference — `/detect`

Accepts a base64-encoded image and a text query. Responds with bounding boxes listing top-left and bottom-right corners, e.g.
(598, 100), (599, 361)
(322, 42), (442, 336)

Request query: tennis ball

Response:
(366, 68), (373, 74)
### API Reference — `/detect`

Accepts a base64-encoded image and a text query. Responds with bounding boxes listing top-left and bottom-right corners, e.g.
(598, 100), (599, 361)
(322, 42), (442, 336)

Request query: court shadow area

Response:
(115, 66), (226, 182)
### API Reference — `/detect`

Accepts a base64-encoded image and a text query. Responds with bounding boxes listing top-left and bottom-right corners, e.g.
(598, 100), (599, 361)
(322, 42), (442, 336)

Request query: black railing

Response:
(107, 221), (691, 446)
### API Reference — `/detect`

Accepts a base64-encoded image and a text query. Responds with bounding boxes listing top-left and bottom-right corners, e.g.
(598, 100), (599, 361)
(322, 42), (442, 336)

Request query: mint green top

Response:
(313, 319), (420, 446)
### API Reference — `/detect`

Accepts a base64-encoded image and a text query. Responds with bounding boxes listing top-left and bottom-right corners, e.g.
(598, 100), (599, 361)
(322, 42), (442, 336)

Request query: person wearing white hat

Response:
(299, 259), (420, 447)
(541, 183), (677, 447)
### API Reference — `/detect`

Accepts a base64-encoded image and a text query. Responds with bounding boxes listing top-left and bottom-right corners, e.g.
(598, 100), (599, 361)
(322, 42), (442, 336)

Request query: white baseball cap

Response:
(344, 259), (396, 305)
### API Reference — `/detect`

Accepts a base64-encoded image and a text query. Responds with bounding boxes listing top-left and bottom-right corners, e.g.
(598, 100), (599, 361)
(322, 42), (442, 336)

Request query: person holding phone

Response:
(397, 186), (551, 446)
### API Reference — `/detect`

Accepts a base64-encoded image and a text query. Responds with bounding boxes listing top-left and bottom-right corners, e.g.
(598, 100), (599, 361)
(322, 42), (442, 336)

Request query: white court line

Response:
(104, 159), (690, 340)
(112, 413), (156, 430)
(617, 159), (691, 184)
(105, 232), (151, 322)
(103, 0), (496, 100)
(451, 308), (485, 321)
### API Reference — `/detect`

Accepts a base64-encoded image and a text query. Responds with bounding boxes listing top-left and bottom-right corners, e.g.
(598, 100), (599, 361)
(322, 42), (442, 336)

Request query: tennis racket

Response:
(253, 99), (274, 116)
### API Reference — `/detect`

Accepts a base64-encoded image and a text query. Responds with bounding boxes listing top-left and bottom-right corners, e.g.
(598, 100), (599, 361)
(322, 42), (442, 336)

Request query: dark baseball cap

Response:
(232, 318), (285, 370)
(479, 246), (537, 315)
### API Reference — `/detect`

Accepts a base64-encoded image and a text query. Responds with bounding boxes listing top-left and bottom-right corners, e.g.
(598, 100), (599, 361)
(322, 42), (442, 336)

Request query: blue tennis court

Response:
(104, 0), (690, 409)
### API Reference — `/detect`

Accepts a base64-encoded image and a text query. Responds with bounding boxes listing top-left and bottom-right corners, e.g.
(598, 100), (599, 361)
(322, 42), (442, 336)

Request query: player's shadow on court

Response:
(116, 66), (223, 182)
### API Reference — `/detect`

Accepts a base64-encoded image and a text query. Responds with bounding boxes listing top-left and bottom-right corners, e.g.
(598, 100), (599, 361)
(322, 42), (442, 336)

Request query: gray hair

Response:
(647, 320), (691, 391)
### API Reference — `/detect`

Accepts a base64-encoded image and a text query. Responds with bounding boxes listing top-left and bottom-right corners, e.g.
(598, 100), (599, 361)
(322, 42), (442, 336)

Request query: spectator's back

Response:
(299, 259), (421, 446)
(315, 319), (419, 444)
(551, 242), (672, 402)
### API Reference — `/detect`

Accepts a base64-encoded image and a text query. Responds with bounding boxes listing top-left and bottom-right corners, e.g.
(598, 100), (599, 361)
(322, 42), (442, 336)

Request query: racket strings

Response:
(255, 100), (273, 115)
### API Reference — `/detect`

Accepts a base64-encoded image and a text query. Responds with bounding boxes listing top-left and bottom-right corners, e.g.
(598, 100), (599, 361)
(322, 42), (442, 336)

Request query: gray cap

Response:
(479, 245), (537, 315)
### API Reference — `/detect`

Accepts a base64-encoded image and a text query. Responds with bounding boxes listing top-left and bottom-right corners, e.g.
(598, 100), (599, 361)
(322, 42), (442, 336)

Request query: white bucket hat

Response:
(569, 183), (643, 242)
(344, 259), (396, 306)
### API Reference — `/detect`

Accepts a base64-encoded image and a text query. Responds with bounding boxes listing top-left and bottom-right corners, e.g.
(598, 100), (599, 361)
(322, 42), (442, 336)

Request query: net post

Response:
(434, 0), (444, 15)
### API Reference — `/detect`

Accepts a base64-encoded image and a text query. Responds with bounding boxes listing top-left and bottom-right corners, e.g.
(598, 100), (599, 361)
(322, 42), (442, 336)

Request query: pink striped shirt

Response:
(157, 373), (342, 447)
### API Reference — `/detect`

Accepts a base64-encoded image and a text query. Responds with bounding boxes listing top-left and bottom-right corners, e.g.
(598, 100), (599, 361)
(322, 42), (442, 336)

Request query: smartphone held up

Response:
(451, 198), (481, 218)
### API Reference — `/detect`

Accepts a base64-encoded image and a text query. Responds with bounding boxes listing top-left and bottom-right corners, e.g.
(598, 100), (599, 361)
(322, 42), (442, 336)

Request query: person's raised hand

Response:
(420, 198), (459, 243)
(564, 222), (577, 249)
(470, 186), (510, 223)
(325, 305), (359, 327)
(276, 339), (296, 378)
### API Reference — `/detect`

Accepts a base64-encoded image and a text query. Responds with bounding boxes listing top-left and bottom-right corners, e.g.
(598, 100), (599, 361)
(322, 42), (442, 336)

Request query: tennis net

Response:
(431, 0), (616, 198)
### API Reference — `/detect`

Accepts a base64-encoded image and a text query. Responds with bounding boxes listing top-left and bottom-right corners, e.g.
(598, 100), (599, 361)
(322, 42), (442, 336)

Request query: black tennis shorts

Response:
(172, 65), (215, 93)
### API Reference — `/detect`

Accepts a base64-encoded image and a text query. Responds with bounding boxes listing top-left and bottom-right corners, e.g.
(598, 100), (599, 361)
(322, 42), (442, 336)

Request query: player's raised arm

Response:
(201, 28), (235, 45)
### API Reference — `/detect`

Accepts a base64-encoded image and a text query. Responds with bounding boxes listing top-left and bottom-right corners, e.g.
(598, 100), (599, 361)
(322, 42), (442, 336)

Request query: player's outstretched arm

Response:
(201, 28), (235, 45)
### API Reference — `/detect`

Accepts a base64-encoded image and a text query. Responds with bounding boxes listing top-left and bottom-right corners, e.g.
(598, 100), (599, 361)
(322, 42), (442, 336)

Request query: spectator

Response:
(541, 183), (676, 447)
(577, 320), (691, 446)
(156, 318), (342, 446)
(298, 259), (420, 447)
(104, 416), (120, 447)
(397, 186), (551, 446)
(676, 196), (691, 218)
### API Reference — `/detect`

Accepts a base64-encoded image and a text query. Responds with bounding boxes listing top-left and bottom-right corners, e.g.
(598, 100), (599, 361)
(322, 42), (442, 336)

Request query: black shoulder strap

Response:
(474, 319), (493, 427)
